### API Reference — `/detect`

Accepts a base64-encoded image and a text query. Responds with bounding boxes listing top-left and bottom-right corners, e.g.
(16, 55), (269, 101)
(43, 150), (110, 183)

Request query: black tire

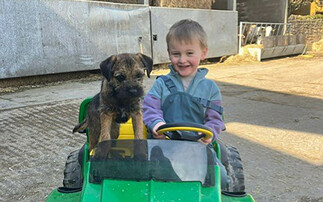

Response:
(220, 144), (245, 192)
(63, 149), (83, 188)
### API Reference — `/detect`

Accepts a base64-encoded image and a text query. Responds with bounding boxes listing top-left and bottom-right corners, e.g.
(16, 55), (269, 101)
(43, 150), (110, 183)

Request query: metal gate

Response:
(238, 21), (306, 61)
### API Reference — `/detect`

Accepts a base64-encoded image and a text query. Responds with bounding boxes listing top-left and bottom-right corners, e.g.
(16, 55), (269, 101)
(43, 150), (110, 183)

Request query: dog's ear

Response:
(137, 53), (153, 78)
(100, 55), (117, 81)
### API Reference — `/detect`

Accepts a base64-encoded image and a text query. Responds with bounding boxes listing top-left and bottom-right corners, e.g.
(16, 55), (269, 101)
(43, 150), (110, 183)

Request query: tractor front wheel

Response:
(63, 149), (83, 188)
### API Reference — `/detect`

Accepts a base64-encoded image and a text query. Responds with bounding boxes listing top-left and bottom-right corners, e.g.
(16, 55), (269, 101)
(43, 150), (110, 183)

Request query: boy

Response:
(143, 19), (228, 188)
(143, 19), (225, 143)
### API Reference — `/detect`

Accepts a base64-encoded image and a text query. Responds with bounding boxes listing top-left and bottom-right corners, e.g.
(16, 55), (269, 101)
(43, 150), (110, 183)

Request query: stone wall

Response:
(99, 0), (215, 9)
(288, 17), (323, 50)
(149, 0), (214, 9)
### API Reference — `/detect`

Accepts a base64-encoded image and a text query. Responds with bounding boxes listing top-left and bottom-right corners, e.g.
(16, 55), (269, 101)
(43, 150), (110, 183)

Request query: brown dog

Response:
(73, 53), (153, 152)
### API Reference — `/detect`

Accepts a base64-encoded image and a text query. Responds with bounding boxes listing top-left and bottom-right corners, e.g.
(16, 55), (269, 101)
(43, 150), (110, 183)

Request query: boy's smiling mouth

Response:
(178, 64), (190, 69)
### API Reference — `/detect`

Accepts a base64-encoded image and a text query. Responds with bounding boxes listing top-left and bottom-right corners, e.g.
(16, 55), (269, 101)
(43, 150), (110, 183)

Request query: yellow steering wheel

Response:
(156, 122), (213, 141)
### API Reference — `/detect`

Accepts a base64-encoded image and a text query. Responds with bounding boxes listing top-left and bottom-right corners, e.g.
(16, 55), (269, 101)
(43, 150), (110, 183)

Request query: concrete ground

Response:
(0, 55), (322, 201)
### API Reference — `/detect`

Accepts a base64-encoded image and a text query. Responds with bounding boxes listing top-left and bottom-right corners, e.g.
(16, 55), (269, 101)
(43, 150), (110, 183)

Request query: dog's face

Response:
(100, 53), (153, 100)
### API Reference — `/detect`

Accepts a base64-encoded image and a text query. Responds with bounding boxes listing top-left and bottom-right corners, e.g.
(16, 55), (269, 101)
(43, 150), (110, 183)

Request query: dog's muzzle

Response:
(115, 83), (144, 99)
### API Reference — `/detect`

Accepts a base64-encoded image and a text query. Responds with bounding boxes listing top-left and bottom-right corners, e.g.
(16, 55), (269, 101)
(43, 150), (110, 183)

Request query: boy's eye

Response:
(171, 52), (180, 56)
(187, 52), (194, 55)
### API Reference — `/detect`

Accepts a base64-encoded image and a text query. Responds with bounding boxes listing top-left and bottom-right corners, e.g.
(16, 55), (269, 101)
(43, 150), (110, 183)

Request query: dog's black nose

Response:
(129, 89), (137, 94)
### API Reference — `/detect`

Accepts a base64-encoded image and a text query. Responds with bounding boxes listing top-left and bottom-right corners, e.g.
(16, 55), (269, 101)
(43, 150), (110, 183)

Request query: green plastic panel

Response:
(46, 189), (81, 202)
(221, 193), (255, 202)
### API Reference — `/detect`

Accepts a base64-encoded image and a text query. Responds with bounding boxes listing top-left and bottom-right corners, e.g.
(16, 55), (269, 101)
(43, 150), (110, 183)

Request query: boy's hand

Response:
(152, 122), (166, 139)
(198, 137), (212, 145)
(197, 132), (212, 145)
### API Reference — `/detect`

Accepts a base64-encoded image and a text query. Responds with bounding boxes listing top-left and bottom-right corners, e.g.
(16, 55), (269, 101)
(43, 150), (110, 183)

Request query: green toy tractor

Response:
(46, 97), (255, 202)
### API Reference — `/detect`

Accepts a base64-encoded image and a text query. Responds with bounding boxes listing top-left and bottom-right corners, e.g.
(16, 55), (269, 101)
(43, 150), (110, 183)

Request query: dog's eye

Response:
(136, 72), (144, 79)
(115, 74), (125, 82)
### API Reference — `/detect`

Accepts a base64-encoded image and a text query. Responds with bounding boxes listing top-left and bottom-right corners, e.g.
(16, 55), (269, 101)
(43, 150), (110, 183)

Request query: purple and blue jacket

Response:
(143, 66), (225, 140)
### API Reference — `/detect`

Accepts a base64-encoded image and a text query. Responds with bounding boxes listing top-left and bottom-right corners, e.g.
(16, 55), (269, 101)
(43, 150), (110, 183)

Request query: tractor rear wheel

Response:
(220, 143), (245, 192)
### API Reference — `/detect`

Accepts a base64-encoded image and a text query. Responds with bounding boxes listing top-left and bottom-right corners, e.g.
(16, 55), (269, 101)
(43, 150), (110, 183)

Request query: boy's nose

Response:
(179, 55), (186, 63)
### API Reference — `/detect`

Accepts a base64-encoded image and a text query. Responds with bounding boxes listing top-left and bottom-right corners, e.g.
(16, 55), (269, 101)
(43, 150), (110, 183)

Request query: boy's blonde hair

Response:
(166, 19), (208, 49)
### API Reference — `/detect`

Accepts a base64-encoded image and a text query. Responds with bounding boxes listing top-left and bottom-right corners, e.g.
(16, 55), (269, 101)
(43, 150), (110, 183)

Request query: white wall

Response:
(0, 0), (238, 79)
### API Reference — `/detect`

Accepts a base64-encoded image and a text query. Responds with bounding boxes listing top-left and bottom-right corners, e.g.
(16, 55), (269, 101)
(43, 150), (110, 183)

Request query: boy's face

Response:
(168, 39), (208, 77)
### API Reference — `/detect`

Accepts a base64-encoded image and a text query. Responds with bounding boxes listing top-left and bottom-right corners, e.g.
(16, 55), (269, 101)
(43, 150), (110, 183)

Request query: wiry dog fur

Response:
(73, 53), (153, 152)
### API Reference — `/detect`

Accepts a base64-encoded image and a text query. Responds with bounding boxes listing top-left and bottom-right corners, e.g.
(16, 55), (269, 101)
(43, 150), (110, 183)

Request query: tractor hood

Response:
(99, 179), (204, 201)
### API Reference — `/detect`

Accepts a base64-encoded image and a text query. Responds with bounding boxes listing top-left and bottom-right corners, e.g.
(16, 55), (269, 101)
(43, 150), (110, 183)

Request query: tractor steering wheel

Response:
(156, 122), (214, 142)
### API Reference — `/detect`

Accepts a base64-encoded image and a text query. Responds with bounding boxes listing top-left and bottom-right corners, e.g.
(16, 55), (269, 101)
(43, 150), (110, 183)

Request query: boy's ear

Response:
(201, 47), (208, 60)
(167, 48), (171, 60)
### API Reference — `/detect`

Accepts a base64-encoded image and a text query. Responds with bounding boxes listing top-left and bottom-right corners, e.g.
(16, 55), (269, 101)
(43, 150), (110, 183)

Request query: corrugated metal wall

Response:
(0, 0), (238, 79)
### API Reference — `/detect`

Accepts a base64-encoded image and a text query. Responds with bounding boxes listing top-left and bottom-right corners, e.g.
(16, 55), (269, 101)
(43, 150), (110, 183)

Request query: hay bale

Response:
(222, 45), (260, 64)
(150, 0), (214, 9)
(312, 39), (323, 52)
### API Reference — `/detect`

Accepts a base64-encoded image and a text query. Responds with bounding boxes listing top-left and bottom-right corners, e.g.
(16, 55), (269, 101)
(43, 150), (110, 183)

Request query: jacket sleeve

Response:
(204, 81), (225, 141)
(204, 100), (226, 141)
(143, 79), (166, 131)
